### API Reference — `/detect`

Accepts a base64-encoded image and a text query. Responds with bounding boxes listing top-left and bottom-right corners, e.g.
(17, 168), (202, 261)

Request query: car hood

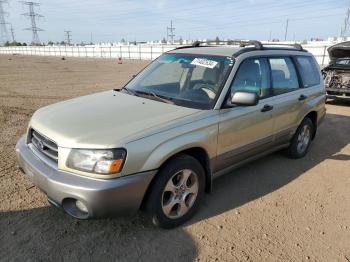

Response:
(30, 90), (201, 148)
(328, 41), (350, 63)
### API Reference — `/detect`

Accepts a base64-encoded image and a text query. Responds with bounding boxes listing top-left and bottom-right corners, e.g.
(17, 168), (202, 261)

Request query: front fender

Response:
(122, 114), (219, 176)
(141, 125), (218, 172)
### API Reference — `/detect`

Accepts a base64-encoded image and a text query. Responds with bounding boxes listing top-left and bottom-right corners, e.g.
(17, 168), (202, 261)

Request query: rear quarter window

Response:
(295, 56), (320, 87)
(269, 57), (300, 95)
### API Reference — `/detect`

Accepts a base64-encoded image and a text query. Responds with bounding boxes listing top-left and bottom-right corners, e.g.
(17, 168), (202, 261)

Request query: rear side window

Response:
(269, 57), (300, 95)
(295, 56), (320, 87)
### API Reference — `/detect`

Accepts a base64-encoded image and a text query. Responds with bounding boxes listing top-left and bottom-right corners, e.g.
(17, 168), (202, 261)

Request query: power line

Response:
(21, 1), (44, 45)
(64, 30), (72, 45)
(172, 0), (345, 25)
(14, 0), (343, 42)
(0, 0), (9, 45)
(3, 0), (343, 43)
(164, 12), (343, 41)
(91, 1), (345, 40)
(63, 0), (345, 23)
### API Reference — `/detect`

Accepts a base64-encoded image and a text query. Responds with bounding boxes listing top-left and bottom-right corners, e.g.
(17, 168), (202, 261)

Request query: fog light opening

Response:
(75, 200), (88, 213)
(62, 198), (89, 219)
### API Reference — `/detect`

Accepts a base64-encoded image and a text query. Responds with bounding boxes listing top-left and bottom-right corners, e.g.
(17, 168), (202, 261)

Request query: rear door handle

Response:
(261, 104), (274, 112)
(299, 94), (308, 101)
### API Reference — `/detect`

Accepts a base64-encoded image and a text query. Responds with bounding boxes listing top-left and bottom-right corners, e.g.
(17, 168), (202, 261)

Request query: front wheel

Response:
(288, 117), (314, 159)
(145, 154), (205, 229)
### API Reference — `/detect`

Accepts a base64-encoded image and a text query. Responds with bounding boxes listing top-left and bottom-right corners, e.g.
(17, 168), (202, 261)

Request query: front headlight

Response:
(66, 149), (126, 174)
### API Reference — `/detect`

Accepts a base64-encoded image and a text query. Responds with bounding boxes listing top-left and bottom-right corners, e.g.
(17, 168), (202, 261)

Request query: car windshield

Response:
(335, 58), (350, 65)
(123, 53), (233, 109)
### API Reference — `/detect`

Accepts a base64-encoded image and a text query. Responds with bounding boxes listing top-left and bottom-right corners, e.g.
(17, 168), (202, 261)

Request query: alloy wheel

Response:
(296, 125), (311, 155)
(161, 169), (199, 219)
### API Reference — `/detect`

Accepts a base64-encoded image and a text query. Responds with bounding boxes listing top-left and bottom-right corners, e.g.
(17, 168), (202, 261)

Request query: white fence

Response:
(303, 45), (330, 66)
(0, 45), (177, 61)
(0, 44), (332, 66)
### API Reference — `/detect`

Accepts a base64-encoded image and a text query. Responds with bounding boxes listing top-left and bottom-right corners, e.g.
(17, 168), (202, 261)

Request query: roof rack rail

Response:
(261, 43), (304, 51)
(191, 40), (263, 49)
(173, 40), (305, 52)
(237, 40), (263, 49)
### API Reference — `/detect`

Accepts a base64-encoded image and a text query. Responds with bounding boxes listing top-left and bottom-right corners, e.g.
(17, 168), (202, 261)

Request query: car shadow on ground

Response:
(191, 112), (350, 224)
(0, 207), (198, 261)
(0, 113), (349, 261)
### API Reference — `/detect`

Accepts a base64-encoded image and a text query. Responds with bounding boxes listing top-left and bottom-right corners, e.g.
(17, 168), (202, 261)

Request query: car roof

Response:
(169, 46), (243, 57)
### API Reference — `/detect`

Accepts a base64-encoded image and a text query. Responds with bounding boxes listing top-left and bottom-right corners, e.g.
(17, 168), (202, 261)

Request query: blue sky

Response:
(3, 0), (349, 43)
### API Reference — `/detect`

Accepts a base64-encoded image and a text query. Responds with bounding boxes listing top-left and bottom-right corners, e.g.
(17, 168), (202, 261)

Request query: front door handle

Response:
(299, 94), (308, 101)
(261, 104), (274, 112)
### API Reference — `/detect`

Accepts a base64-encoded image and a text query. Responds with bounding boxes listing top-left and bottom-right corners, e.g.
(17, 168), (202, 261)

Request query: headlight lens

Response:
(66, 149), (126, 174)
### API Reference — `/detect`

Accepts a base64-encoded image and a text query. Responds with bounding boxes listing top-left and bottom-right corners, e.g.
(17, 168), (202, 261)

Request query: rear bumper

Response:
(16, 136), (156, 218)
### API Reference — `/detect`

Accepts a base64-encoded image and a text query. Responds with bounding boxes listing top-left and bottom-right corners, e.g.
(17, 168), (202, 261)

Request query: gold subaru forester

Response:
(16, 41), (326, 228)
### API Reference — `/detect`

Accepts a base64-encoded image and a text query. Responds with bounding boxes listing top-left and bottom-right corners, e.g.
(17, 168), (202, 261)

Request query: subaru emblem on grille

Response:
(38, 140), (45, 150)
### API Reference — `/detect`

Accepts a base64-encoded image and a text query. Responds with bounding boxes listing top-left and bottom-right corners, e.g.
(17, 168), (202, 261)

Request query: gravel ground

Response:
(0, 55), (349, 262)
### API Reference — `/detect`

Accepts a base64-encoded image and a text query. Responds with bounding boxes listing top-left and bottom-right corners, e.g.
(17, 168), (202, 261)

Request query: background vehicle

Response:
(16, 41), (326, 228)
(322, 41), (350, 100)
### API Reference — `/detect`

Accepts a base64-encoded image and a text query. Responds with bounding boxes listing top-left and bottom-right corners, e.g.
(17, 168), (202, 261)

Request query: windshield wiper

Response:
(139, 91), (174, 104)
(148, 92), (174, 104)
(119, 87), (174, 104)
(119, 87), (138, 96)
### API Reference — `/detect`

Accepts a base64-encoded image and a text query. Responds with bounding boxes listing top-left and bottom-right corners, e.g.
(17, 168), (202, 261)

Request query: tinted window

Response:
(230, 58), (271, 98)
(296, 56), (320, 87)
(269, 57), (299, 95)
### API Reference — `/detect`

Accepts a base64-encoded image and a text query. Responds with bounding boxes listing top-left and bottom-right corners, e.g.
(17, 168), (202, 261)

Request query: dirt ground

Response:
(0, 55), (349, 262)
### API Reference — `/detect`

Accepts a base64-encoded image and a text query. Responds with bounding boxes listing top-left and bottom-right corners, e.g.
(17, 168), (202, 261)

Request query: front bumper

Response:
(15, 136), (156, 218)
(326, 87), (350, 99)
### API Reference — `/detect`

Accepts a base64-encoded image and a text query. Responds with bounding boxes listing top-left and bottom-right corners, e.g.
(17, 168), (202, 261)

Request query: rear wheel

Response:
(288, 117), (314, 159)
(145, 154), (205, 229)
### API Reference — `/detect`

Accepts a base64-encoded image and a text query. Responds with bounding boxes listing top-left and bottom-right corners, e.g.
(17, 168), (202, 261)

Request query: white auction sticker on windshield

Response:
(191, 58), (218, 69)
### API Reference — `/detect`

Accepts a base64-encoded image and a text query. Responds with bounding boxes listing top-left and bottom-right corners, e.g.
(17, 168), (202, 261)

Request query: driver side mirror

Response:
(226, 91), (259, 107)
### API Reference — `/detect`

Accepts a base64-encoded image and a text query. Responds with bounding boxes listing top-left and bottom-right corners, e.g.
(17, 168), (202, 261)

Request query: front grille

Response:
(30, 129), (58, 162)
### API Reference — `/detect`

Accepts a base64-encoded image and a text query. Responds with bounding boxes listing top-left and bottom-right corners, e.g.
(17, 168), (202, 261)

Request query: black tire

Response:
(288, 117), (314, 159)
(145, 154), (205, 229)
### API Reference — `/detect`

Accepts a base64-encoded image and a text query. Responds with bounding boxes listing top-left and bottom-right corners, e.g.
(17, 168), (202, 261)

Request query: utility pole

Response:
(167, 20), (175, 44)
(0, 0), (9, 45)
(340, 6), (350, 37)
(22, 1), (43, 45)
(64, 30), (72, 45)
(284, 19), (289, 41)
(10, 24), (15, 42)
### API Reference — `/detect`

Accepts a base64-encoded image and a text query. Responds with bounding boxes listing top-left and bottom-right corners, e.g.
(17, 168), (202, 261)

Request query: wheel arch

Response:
(140, 146), (213, 210)
(303, 111), (318, 139)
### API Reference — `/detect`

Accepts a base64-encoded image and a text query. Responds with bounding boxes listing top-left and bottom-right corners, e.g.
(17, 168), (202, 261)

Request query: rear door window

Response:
(269, 57), (300, 95)
(295, 56), (321, 87)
